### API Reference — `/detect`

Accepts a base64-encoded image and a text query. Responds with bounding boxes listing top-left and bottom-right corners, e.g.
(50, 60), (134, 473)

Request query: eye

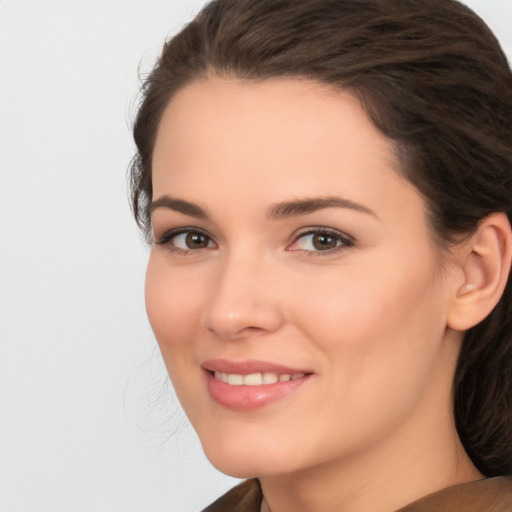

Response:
(288, 228), (354, 254)
(155, 228), (216, 253)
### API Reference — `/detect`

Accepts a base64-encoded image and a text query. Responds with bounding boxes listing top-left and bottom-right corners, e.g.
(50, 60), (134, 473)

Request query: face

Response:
(146, 78), (461, 479)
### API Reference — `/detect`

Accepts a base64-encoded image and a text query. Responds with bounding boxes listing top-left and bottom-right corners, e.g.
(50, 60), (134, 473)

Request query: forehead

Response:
(151, 77), (423, 225)
(153, 77), (393, 163)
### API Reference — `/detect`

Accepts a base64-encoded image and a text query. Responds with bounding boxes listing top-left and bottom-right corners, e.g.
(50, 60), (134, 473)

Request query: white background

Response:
(0, 1), (511, 511)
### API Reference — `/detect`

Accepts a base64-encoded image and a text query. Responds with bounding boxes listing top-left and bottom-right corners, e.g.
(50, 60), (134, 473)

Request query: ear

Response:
(447, 212), (512, 331)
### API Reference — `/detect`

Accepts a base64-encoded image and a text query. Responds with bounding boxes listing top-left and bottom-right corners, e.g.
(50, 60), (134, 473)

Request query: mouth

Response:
(213, 370), (306, 386)
(202, 359), (312, 411)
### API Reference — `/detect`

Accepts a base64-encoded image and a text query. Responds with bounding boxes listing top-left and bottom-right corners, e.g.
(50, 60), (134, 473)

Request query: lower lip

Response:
(205, 371), (310, 411)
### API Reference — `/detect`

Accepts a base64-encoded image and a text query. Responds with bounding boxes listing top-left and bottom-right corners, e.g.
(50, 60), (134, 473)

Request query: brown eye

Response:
(185, 232), (210, 249)
(156, 229), (216, 252)
(288, 228), (354, 254)
(312, 232), (339, 251)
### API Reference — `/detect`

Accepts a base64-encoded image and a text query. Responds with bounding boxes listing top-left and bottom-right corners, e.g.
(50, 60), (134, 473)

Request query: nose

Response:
(200, 253), (285, 341)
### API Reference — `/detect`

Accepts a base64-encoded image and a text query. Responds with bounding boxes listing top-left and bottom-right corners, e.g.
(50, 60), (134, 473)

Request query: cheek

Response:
(317, 240), (441, 331)
(144, 253), (212, 414)
(285, 252), (450, 453)
(144, 253), (203, 355)
(295, 247), (447, 387)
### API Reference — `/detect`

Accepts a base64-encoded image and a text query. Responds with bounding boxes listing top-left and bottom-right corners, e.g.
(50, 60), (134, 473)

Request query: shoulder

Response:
(201, 479), (262, 512)
(201, 476), (512, 512)
(398, 476), (512, 512)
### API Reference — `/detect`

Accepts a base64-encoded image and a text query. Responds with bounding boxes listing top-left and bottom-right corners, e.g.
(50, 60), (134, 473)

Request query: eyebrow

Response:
(267, 196), (377, 220)
(149, 195), (210, 219)
(148, 195), (376, 221)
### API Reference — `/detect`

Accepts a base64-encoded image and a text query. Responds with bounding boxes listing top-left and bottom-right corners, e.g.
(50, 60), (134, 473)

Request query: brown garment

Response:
(202, 476), (512, 512)
(202, 479), (262, 512)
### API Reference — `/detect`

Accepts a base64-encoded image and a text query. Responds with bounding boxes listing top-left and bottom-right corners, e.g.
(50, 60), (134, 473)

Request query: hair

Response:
(129, 0), (512, 476)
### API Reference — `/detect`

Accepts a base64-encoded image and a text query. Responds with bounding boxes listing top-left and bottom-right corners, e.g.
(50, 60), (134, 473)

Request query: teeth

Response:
(244, 373), (263, 385)
(262, 372), (278, 384)
(227, 374), (244, 385)
(214, 371), (305, 386)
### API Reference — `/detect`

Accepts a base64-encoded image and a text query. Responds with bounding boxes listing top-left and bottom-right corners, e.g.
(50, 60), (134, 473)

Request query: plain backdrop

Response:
(0, 1), (511, 511)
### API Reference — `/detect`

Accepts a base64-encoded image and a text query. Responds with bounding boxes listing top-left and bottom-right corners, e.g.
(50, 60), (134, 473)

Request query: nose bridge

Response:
(200, 248), (284, 340)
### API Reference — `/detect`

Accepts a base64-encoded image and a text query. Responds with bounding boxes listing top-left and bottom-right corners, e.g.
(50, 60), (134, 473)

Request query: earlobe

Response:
(448, 212), (512, 331)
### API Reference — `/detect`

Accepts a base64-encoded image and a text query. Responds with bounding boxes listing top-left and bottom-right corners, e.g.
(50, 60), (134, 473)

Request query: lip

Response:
(202, 359), (312, 411)
(202, 358), (311, 375)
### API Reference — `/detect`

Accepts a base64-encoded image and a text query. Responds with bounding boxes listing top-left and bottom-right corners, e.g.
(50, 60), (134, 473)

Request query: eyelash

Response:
(288, 228), (355, 256)
(154, 228), (216, 255)
(154, 227), (355, 256)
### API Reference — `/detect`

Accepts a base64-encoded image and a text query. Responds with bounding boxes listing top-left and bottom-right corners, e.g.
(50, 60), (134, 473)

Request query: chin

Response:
(207, 458), (262, 480)
(200, 432), (298, 479)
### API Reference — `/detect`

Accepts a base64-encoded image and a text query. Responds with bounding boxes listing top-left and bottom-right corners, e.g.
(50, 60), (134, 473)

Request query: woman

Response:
(129, 0), (512, 510)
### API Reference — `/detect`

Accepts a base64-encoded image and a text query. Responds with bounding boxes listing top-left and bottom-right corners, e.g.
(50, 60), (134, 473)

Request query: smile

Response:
(202, 360), (312, 411)
(214, 371), (306, 386)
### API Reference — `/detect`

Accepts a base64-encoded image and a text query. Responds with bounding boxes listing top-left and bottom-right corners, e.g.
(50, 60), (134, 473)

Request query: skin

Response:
(146, 77), (484, 512)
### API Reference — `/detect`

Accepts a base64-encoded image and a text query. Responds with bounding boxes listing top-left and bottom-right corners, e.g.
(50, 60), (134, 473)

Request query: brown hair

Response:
(129, 0), (512, 476)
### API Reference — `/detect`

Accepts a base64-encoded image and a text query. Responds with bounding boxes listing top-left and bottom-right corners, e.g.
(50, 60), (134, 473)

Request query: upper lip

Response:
(202, 358), (311, 375)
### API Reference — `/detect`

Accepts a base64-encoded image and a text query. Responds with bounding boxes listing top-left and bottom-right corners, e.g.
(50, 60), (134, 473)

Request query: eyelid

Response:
(287, 227), (355, 254)
(153, 225), (353, 255)
(153, 227), (217, 249)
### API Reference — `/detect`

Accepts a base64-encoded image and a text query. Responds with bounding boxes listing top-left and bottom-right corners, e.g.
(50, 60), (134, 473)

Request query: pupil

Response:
(186, 233), (208, 248)
(313, 233), (337, 250)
